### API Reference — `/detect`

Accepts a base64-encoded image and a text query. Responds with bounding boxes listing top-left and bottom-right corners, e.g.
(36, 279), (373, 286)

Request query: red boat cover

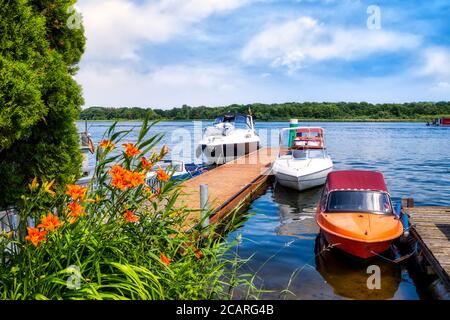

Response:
(326, 170), (388, 192)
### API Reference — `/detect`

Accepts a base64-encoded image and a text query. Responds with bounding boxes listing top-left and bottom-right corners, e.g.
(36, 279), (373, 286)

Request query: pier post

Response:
(200, 184), (209, 230)
(402, 198), (415, 208)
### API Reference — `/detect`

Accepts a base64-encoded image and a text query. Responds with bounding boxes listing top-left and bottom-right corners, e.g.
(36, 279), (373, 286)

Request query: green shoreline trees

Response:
(0, 0), (85, 208)
(80, 102), (450, 121)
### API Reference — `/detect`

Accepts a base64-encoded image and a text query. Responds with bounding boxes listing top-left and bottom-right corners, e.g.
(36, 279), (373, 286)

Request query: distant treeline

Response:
(79, 102), (450, 121)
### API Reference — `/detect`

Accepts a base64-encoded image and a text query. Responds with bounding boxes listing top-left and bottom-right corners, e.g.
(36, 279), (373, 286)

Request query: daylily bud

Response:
(29, 177), (39, 191)
(159, 145), (169, 159)
(43, 179), (56, 197)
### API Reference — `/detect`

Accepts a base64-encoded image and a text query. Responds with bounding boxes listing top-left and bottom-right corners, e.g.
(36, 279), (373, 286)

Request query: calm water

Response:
(78, 121), (450, 299)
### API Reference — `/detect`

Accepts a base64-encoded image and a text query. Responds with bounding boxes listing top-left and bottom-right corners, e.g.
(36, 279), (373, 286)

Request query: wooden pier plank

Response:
(407, 206), (450, 290)
(177, 147), (277, 229)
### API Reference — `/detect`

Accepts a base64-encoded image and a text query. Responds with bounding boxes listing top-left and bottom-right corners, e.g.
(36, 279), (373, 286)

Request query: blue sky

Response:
(76, 0), (450, 109)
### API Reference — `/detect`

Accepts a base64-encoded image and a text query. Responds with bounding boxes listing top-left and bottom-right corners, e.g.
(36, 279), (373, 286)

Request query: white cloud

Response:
(78, 0), (251, 60)
(241, 16), (420, 72)
(76, 63), (269, 108)
(77, 61), (450, 108)
(437, 82), (450, 89)
(430, 81), (450, 93)
(419, 47), (450, 80)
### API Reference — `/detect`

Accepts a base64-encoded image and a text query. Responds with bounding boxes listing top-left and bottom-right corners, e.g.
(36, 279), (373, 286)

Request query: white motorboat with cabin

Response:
(272, 127), (333, 191)
(197, 112), (260, 164)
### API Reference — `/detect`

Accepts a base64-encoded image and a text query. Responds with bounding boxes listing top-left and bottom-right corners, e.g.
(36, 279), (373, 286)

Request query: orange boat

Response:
(315, 170), (404, 259)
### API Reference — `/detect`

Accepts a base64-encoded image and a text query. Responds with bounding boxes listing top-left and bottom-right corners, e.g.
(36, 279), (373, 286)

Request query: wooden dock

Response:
(177, 147), (277, 230)
(406, 206), (450, 290)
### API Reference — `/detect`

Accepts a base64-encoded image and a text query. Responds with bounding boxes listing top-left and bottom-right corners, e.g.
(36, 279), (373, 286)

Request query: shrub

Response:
(0, 0), (85, 208)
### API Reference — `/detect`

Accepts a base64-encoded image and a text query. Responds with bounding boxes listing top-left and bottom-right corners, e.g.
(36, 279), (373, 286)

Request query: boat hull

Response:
(321, 230), (393, 259)
(275, 166), (332, 191)
(201, 141), (260, 164)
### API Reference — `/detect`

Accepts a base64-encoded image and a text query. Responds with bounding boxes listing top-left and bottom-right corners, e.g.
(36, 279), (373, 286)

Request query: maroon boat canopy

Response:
(326, 170), (389, 193)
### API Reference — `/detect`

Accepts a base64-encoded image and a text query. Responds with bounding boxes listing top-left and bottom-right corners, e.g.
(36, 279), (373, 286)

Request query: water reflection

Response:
(314, 235), (402, 300)
(272, 183), (321, 240)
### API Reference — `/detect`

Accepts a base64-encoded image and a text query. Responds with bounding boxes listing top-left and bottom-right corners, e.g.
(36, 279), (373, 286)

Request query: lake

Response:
(77, 120), (450, 299)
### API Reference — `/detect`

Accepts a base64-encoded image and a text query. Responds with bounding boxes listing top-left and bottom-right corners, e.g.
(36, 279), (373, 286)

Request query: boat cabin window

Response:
(326, 191), (393, 215)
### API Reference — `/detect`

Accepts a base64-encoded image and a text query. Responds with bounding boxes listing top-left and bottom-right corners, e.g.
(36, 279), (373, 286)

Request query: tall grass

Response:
(0, 118), (257, 300)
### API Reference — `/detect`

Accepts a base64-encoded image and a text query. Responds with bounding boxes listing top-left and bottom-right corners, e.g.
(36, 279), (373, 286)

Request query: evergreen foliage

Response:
(0, 0), (85, 208)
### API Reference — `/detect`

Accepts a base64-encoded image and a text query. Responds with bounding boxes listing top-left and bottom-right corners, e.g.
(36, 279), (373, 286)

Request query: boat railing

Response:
(278, 127), (328, 157)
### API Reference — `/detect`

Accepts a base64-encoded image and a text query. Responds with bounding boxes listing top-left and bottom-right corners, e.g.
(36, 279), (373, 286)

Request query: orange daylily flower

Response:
(66, 185), (87, 201)
(37, 212), (63, 231)
(123, 210), (139, 223)
(25, 227), (47, 247)
(160, 253), (171, 266)
(109, 165), (128, 190)
(123, 143), (141, 157)
(156, 168), (170, 182)
(109, 165), (145, 190)
(140, 157), (153, 170)
(66, 201), (87, 223)
(128, 171), (145, 187)
(99, 139), (115, 151)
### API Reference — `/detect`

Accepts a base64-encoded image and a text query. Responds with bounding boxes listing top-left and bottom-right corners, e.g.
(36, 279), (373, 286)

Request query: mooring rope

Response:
(370, 241), (418, 264)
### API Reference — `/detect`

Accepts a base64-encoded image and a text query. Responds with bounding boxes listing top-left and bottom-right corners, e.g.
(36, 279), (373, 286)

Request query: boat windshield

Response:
(289, 149), (326, 159)
(214, 114), (251, 129)
(326, 191), (393, 215)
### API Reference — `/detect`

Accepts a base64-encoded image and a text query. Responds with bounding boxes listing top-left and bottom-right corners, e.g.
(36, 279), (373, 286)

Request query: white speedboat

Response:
(197, 112), (260, 164)
(272, 127), (333, 191)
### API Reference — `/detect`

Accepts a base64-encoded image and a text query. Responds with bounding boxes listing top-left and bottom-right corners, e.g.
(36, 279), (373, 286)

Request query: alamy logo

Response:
(67, 6), (82, 30)
(66, 265), (81, 290)
(366, 265), (381, 290)
(367, 5), (382, 30)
